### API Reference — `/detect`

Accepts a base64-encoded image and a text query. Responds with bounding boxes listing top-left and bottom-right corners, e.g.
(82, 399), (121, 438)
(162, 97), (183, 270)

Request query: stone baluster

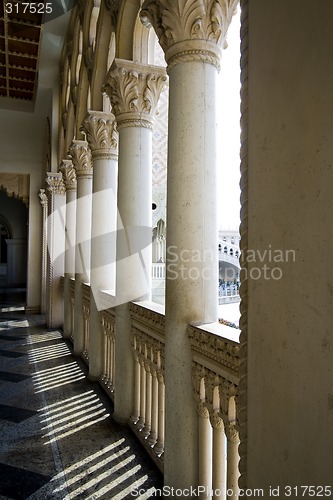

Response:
(148, 350), (159, 447)
(143, 348), (153, 438)
(210, 411), (227, 500)
(225, 423), (240, 499)
(68, 140), (93, 356)
(197, 401), (213, 499)
(155, 370), (165, 455)
(132, 337), (141, 424)
(59, 159), (77, 339)
(138, 345), (147, 431)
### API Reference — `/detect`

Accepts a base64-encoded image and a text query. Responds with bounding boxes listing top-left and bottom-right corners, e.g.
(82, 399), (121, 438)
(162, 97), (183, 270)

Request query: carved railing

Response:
(100, 307), (116, 398)
(69, 278), (75, 342)
(188, 323), (240, 500)
(82, 283), (90, 363)
(152, 262), (165, 279)
(130, 301), (165, 471)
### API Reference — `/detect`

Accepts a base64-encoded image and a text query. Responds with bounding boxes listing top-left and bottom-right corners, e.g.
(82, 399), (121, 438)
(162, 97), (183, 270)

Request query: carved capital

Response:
(39, 188), (48, 207)
(103, 59), (168, 130)
(225, 422), (240, 443)
(140, 0), (238, 70)
(209, 410), (224, 430)
(59, 159), (77, 191)
(80, 111), (119, 160)
(196, 400), (209, 418)
(46, 172), (66, 195)
(68, 140), (93, 179)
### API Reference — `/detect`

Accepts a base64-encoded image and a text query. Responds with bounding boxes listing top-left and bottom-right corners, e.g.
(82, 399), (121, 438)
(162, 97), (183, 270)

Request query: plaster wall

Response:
(247, 0), (333, 488)
(0, 87), (51, 309)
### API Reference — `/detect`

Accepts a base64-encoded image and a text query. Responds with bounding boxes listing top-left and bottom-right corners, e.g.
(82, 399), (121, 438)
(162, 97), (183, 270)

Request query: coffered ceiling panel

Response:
(0, 0), (44, 104)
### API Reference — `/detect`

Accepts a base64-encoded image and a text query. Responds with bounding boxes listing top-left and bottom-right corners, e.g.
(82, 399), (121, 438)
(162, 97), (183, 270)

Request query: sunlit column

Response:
(140, 0), (238, 488)
(103, 60), (167, 423)
(38, 189), (48, 315)
(45, 173), (66, 328)
(69, 140), (93, 356)
(59, 160), (77, 339)
(81, 111), (118, 380)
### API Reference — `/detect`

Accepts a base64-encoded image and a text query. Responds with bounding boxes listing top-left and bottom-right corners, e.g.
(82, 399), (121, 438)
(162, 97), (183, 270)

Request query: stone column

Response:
(39, 189), (48, 315)
(103, 60), (167, 423)
(45, 173), (66, 328)
(59, 160), (77, 339)
(141, 0), (238, 489)
(81, 111), (118, 379)
(68, 140), (93, 355)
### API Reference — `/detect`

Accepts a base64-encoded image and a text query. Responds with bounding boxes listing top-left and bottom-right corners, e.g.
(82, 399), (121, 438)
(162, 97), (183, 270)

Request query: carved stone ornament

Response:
(140, 0), (239, 70)
(188, 324), (240, 375)
(80, 111), (118, 160)
(103, 59), (168, 130)
(68, 140), (93, 179)
(209, 410), (225, 430)
(225, 422), (240, 443)
(45, 172), (66, 195)
(39, 188), (48, 207)
(59, 159), (77, 191)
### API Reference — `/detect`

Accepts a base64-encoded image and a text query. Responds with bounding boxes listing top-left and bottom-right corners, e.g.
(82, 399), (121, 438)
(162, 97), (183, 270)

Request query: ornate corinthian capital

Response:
(68, 140), (93, 179)
(80, 111), (118, 160)
(46, 173), (66, 195)
(103, 59), (168, 130)
(59, 159), (77, 191)
(140, 0), (239, 70)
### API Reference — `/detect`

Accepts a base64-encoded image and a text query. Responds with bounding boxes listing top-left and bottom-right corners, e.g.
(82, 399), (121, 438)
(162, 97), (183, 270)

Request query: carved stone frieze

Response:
(68, 140), (93, 179)
(59, 159), (77, 191)
(80, 111), (118, 160)
(188, 324), (240, 374)
(46, 172), (66, 195)
(140, 0), (239, 70)
(103, 59), (168, 130)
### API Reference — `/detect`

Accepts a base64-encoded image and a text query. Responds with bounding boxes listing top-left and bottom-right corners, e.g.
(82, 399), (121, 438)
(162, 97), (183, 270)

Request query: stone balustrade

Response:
(100, 307), (116, 397)
(188, 323), (240, 499)
(64, 280), (240, 487)
(129, 301), (165, 471)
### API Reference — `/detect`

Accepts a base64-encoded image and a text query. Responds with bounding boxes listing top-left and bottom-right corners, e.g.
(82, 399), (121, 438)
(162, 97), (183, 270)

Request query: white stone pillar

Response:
(103, 60), (167, 423)
(81, 111), (118, 379)
(45, 173), (66, 328)
(59, 160), (77, 339)
(38, 189), (48, 315)
(68, 140), (93, 355)
(141, 0), (238, 489)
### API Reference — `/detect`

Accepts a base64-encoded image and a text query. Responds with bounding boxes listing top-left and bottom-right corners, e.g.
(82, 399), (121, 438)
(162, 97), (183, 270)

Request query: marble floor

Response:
(0, 302), (163, 499)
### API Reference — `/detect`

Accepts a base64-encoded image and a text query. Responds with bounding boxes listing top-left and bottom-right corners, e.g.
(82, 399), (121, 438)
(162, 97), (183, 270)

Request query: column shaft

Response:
(164, 61), (218, 488)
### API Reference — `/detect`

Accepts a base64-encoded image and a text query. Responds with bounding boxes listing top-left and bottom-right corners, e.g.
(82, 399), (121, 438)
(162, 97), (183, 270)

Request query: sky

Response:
(216, 9), (241, 231)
